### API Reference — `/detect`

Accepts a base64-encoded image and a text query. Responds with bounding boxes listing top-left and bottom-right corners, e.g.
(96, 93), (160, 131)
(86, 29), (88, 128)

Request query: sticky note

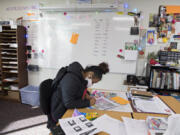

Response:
(166, 6), (180, 14)
(27, 13), (35, 16)
(70, 33), (79, 44)
(117, 12), (124, 15)
(111, 96), (129, 105)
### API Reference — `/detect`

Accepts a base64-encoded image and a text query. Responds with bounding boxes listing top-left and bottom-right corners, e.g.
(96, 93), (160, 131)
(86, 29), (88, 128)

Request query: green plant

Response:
(147, 52), (158, 61)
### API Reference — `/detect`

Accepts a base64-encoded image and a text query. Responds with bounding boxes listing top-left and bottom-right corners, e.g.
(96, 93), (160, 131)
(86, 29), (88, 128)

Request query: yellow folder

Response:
(111, 96), (129, 105)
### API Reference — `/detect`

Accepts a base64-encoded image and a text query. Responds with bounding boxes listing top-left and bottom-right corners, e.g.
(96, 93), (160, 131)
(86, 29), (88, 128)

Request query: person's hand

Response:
(86, 94), (91, 100)
(90, 97), (96, 106)
(86, 94), (93, 100)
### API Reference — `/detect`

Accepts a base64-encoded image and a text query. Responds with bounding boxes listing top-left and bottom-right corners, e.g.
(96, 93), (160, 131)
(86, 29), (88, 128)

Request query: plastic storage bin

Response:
(20, 85), (39, 106)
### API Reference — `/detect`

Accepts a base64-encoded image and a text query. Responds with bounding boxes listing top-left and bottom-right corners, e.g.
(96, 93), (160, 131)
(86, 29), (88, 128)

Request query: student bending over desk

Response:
(48, 62), (109, 135)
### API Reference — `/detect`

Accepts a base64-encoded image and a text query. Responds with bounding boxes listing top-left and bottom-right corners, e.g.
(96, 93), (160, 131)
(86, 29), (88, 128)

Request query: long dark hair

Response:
(84, 62), (109, 80)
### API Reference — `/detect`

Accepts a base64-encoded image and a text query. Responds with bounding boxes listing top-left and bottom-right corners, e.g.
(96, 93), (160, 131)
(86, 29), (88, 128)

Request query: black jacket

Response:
(50, 62), (90, 121)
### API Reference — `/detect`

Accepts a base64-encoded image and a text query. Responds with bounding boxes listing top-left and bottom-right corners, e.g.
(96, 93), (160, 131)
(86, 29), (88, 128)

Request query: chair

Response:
(39, 79), (53, 115)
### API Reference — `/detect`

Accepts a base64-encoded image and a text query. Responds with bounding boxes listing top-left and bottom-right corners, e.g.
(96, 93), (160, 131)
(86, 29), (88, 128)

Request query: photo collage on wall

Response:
(149, 6), (180, 43)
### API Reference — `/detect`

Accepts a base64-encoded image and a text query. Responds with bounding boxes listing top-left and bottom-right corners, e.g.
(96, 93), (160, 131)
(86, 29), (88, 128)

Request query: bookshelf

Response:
(148, 65), (180, 95)
(0, 25), (28, 98)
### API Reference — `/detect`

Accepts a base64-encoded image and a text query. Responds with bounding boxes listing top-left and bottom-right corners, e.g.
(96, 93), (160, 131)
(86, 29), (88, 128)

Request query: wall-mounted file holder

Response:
(124, 50), (138, 60)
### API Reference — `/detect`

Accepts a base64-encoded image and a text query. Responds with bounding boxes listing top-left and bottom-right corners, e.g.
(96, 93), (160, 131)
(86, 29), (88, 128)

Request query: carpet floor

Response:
(0, 99), (49, 135)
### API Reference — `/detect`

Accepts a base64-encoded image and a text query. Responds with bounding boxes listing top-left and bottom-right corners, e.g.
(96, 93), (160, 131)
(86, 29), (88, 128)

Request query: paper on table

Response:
(93, 114), (127, 135)
(110, 92), (133, 112)
(122, 117), (148, 135)
(59, 115), (99, 135)
(89, 91), (132, 112)
(133, 96), (174, 114)
(111, 96), (129, 105)
(90, 96), (118, 110)
(164, 114), (180, 135)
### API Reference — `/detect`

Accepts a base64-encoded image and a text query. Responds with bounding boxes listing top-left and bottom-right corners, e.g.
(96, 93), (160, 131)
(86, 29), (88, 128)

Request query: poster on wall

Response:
(175, 22), (180, 35)
(138, 29), (146, 58)
(156, 6), (179, 43)
(149, 13), (159, 27)
(146, 30), (157, 45)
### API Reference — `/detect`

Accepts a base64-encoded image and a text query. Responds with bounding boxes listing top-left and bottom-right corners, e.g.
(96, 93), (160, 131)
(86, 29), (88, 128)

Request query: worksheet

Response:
(59, 115), (99, 135)
(93, 114), (127, 135)
(132, 96), (174, 114)
(90, 90), (133, 112)
(122, 117), (148, 135)
(90, 97), (118, 110)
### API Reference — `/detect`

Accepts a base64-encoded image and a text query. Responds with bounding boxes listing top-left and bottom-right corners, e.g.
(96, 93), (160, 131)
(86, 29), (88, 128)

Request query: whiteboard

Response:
(26, 12), (139, 74)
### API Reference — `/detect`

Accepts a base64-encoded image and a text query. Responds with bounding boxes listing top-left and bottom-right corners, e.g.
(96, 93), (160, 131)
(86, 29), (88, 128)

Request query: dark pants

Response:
(47, 114), (65, 135)
(47, 114), (57, 129)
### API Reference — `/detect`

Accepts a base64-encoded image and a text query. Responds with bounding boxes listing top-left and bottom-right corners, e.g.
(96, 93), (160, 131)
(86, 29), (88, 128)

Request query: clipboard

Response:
(128, 95), (175, 115)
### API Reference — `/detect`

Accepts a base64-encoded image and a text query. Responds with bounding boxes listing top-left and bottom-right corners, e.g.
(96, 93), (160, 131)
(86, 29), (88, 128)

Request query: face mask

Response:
(85, 77), (93, 88)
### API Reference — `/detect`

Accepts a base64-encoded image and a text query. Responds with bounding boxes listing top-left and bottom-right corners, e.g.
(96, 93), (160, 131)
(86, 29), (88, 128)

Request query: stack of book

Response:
(150, 69), (180, 90)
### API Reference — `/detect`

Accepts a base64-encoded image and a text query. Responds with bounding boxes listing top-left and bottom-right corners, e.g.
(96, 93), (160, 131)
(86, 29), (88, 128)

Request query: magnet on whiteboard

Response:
(124, 3), (128, 9)
(41, 49), (45, 53)
(26, 60), (29, 63)
(25, 34), (28, 38)
(117, 54), (124, 59)
(137, 46), (142, 51)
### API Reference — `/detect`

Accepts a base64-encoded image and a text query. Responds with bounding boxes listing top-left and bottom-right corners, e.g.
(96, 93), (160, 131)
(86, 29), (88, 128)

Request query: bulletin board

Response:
(26, 12), (139, 74)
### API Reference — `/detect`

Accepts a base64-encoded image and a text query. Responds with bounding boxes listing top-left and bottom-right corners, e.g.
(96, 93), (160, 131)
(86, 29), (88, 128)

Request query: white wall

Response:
(0, 0), (180, 90)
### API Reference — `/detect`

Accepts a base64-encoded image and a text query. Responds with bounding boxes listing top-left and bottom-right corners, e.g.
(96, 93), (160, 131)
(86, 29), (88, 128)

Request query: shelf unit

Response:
(0, 25), (28, 99)
(148, 65), (180, 95)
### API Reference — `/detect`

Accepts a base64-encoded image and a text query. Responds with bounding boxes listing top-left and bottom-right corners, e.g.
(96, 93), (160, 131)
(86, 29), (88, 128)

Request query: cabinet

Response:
(149, 65), (180, 95)
(0, 25), (28, 98)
